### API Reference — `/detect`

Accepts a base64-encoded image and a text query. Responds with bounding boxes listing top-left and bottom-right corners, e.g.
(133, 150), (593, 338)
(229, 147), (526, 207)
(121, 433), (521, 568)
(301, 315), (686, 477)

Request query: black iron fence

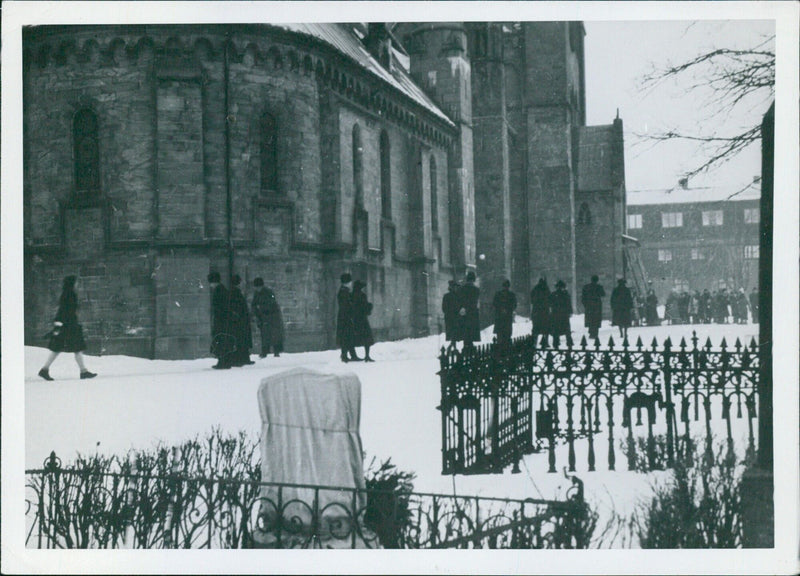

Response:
(26, 452), (591, 549)
(439, 332), (759, 475)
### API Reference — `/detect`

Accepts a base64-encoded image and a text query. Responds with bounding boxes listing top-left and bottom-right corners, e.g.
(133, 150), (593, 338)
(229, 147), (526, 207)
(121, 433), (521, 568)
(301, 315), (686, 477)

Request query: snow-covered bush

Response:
(632, 441), (744, 548)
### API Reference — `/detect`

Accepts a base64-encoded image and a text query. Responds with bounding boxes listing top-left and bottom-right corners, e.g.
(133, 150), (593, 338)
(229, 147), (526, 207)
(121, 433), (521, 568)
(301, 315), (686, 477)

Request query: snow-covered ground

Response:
(24, 315), (759, 548)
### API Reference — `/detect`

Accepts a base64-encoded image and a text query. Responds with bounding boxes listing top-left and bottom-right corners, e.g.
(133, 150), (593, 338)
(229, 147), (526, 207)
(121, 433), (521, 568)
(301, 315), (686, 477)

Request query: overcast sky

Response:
(584, 20), (775, 193)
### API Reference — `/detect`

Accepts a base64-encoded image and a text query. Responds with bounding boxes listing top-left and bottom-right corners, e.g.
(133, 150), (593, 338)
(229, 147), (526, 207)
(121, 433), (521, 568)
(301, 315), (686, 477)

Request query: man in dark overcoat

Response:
(610, 278), (634, 339)
(208, 271), (234, 369)
(337, 273), (359, 362)
(581, 275), (605, 340)
(442, 280), (461, 345)
(492, 279), (517, 349)
(530, 277), (551, 347)
(459, 271), (481, 349)
(252, 277), (285, 358)
(548, 280), (573, 347)
(229, 274), (254, 366)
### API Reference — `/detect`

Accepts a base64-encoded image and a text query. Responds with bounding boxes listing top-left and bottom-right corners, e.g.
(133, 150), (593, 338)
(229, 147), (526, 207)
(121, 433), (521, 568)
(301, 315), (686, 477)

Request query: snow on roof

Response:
(269, 23), (454, 127)
(627, 180), (761, 206)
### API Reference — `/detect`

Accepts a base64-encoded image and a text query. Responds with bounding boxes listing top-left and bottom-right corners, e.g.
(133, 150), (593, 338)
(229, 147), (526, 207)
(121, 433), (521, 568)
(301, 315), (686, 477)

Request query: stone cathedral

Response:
(23, 22), (625, 359)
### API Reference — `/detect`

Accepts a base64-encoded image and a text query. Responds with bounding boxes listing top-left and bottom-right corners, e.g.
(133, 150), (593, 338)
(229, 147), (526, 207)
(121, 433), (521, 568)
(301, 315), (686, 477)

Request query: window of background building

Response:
(661, 211), (683, 228)
(691, 248), (705, 260)
(430, 155), (438, 234)
(744, 207), (760, 224)
(73, 108), (100, 196)
(352, 124), (364, 207)
(261, 112), (279, 193)
(627, 213), (642, 230)
(744, 245), (759, 259)
(702, 209), (724, 226)
(380, 130), (392, 219)
(674, 279), (689, 292)
(658, 249), (672, 262)
(578, 202), (592, 225)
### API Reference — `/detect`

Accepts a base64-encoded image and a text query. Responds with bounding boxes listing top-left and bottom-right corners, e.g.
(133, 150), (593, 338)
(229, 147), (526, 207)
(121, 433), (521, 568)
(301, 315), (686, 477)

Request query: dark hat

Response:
(591, 275), (599, 283)
(502, 279), (511, 288)
(207, 271), (221, 283)
(466, 271), (476, 282)
(254, 277), (264, 287)
(232, 274), (242, 286)
(555, 280), (566, 288)
(448, 280), (457, 288)
(354, 279), (365, 289)
(618, 278), (627, 285)
(340, 273), (352, 284)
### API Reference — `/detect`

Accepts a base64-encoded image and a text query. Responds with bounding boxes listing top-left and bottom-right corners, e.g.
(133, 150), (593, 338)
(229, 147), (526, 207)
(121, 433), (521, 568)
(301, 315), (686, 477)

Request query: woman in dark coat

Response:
(645, 289), (660, 326)
(610, 278), (634, 338)
(351, 280), (375, 362)
(441, 280), (462, 344)
(581, 275), (605, 340)
(337, 273), (359, 362)
(459, 271), (481, 348)
(548, 280), (573, 347)
(492, 279), (517, 348)
(38, 275), (96, 380)
(251, 277), (285, 358)
(530, 277), (551, 347)
(229, 274), (254, 366)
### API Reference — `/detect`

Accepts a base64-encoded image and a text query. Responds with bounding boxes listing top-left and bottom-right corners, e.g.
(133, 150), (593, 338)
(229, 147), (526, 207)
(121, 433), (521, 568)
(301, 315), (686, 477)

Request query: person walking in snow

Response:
(337, 273), (359, 362)
(530, 277), (551, 347)
(645, 289), (660, 326)
(351, 280), (375, 362)
(208, 271), (235, 369)
(459, 271), (481, 349)
(581, 275), (605, 341)
(228, 275), (254, 366)
(38, 275), (97, 381)
(252, 277), (284, 358)
(549, 280), (573, 347)
(610, 278), (634, 339)
(442, 280), (462, 345)
(492, 279), (517, 349)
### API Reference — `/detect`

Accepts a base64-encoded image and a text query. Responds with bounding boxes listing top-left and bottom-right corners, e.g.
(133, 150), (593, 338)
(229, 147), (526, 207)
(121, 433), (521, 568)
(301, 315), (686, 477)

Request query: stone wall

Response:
(23, 25), (459, 358)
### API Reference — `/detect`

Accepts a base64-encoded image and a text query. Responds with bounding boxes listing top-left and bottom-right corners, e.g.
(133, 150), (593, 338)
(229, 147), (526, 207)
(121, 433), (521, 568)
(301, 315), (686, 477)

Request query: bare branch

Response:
(640, 35), (774, 181)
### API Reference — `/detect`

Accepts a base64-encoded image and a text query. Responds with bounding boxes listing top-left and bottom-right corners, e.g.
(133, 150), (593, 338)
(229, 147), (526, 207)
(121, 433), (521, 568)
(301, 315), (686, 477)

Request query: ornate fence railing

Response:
(439, 332), (759, 475)
(25, 452), (591, 549)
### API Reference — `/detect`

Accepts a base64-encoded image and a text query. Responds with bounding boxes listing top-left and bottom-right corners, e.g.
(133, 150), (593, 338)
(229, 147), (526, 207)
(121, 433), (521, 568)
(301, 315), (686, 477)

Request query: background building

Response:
(23, 22), (626, 358)
(626, 179), (761, 303)
(399, 22), (626, 321)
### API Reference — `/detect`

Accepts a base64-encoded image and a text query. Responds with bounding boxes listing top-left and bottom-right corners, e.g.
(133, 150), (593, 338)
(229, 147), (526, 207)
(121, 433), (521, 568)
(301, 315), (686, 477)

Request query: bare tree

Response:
(640, 34), (775, 188)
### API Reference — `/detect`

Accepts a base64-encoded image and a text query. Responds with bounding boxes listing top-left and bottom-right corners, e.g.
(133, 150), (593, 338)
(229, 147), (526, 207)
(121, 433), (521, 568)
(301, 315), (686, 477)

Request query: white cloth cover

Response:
(255, 367), (374, 548)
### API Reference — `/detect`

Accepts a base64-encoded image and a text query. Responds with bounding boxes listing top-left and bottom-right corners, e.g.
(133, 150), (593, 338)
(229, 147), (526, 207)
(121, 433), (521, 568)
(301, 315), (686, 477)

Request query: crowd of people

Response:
(635, 286), (759, 327)
(441, 273), (637, 350)
(439, 271), (763, 351)
(36, 269), (760, 377)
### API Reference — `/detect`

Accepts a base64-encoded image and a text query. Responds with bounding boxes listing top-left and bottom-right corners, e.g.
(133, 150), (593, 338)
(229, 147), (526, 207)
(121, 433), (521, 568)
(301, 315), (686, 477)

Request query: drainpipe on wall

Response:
(224, 31), (235, 282)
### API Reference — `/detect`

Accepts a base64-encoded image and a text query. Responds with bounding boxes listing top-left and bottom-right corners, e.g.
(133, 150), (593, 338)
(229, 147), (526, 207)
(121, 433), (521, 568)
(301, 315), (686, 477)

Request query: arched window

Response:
(261, 112), (278, 193)
(430, 155), (438, 233)
(578, 202), (592, 225)
(352, 124), (364, 208)
(380, 130), (391, 219)
(73, 108), (100, 196)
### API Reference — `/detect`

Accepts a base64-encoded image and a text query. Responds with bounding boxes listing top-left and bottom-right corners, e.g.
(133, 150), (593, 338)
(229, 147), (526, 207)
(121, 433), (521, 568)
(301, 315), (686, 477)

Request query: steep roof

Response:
(270, 23), (454, 127)
(627, 180), (761, 206)
(576, 125), (616, 192)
